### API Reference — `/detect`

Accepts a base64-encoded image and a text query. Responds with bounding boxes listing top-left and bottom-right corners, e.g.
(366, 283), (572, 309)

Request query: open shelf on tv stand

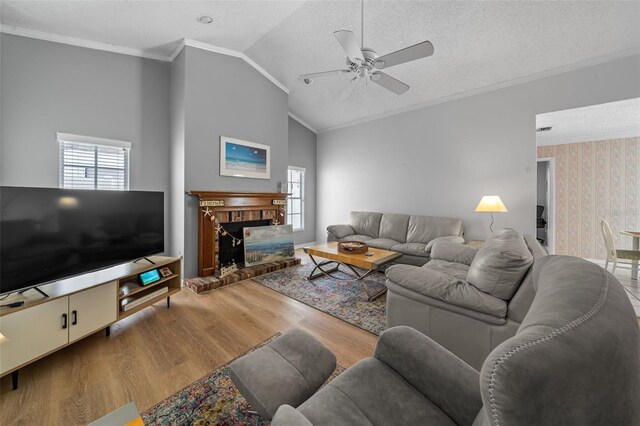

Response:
(0, 255), (182, 390)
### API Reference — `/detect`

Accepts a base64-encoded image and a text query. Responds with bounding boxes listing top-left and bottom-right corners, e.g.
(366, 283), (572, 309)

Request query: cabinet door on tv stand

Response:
(69, 281), (118, 343)
(0, 297), (69, 375)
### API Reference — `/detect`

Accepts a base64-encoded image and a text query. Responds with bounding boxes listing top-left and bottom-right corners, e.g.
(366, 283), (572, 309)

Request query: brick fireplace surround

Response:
(185, 191), (301, 294)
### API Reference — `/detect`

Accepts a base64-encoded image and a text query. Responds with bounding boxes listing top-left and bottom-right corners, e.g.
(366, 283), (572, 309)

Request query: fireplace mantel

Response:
(189, 191), (288, 277)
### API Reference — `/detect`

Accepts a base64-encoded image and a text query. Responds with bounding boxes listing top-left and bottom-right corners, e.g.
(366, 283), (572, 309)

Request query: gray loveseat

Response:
(327, 211), (464, 266)
(272, 255), (640, 425)
(386, 228), (546, 369)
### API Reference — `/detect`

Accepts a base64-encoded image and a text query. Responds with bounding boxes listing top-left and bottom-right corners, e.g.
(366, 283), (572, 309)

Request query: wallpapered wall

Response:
(537, 137), (639, 260)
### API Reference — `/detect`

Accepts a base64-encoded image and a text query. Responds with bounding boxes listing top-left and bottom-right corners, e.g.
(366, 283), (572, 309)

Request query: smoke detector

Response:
(198, 16), (213, 24)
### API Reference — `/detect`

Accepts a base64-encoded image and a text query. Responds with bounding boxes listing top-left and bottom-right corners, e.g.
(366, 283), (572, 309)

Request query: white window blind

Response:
(58, 133), (130, 190)
(287, 166), (305, 231)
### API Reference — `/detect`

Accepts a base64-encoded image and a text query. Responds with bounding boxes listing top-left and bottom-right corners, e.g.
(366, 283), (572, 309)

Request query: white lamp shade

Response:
(0, 332), (8, 344)
(475, 196), (508, 213)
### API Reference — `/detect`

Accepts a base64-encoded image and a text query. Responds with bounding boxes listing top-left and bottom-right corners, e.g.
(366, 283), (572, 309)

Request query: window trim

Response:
(58, 133), (131, 190)
(287, 166), (305, 232)
(56, 132), (132, 149)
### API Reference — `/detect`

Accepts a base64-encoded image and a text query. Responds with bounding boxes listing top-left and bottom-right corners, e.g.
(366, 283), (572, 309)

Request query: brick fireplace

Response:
(185, 191), (301, 293)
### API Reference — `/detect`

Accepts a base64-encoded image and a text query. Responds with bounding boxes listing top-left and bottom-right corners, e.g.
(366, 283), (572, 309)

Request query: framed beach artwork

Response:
(220, 136), (270, 179)
(244, 225), (295, 267)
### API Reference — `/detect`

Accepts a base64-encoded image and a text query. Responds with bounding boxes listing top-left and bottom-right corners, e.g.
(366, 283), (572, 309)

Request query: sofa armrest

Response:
(374, 326), (482, 426)
(271, 405), (314, 426)
(425, 236), (466, 256)
(326, 224), (355, 241)
(385, 265), (507, 319)
(429, 240), (478, 265)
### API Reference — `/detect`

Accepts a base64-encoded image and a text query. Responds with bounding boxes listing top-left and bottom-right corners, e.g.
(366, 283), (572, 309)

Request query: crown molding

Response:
(0, 25), (170, 62)
(168, 38), (186, 62)
(288, 112), (317, 134)
(317, 48), (640, 133)
(172, 38), (289, 94)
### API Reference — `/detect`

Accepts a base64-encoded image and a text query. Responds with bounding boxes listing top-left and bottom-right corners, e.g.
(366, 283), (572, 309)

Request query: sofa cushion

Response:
(349, 211), (383, 238)
(298, 358), (456, 426)
(425, 236), (465, 256)
(386, 265), (507, 318)
(466, 228), (534, 300)
(367, 238), (399, 251)
(327, 224), (355, 240)
(338, 234), (373, 243)
(424, 259), (470, 281)
(379, 213), (410, 243)
(430, 241), (478, 266)
(407, 215), (463, 244)
(391, 242), (428, 257)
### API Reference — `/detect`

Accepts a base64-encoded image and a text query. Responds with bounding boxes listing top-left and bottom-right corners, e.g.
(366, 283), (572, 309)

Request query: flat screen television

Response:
(0, 186), (164, 295)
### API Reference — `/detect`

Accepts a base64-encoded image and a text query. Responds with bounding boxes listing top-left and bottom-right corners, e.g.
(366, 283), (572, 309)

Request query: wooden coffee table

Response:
(303, 242), (402, 301)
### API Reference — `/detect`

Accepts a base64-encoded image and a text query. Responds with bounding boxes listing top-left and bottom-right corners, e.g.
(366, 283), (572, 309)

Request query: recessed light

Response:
(198, 15), (213, 24)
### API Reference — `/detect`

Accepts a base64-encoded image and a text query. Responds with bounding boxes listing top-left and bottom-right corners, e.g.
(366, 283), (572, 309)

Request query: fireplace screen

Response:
(218, 219), (271, 267)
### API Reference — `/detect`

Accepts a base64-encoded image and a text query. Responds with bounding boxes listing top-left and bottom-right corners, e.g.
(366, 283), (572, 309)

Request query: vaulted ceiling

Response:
(536, 98), (640, 146)
(2, 1), (639, 132)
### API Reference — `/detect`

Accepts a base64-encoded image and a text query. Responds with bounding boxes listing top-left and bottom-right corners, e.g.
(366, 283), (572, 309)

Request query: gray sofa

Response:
(272, 255), (640, 425)
(327, 211), (464, 266)
(386, 228), (546, 369)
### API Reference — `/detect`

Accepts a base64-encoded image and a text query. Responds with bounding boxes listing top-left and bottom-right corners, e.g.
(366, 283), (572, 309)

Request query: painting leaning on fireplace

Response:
(244, 225), (295, 266)
(220, 135), (271, 179)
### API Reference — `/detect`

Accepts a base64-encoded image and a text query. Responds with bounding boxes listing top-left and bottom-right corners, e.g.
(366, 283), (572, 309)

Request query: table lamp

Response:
(0, 332), (8, 345)
(475, 195), (508, 232)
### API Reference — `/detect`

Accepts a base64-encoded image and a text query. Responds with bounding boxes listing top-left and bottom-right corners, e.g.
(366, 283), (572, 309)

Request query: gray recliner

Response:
(386, 228), (547, 369)
(272, 255), (640, 425)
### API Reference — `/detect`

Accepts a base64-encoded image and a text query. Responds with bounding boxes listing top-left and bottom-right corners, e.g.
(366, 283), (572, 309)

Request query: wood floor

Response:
(0, 252), (377, 425)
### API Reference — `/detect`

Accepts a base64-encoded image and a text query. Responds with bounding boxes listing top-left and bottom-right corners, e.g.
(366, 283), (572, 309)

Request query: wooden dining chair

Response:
(601, 219), (640, 274)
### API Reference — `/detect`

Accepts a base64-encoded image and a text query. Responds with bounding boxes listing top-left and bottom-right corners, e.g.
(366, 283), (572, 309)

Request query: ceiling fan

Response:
(298, 1), (434, 101)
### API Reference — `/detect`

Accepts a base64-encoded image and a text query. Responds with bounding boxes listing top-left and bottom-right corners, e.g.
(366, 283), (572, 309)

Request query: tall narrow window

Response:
(58, 133), (131, 190)
(287, 166), (305, 231)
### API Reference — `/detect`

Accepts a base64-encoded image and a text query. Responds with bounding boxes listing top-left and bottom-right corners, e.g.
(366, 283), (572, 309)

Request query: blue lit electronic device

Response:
(138, 269), (161, 286)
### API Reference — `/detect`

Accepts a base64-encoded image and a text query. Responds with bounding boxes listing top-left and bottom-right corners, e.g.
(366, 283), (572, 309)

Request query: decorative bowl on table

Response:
(337, 241), (369, 254)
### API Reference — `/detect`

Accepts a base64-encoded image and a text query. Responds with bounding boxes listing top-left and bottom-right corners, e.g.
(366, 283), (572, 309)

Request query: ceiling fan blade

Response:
(338, 77), (360, 102)
(371, 72), (409, 95)
(374, 41), (434, 69)
(334, 30), (364, 62)
(298, 69), (351, 82)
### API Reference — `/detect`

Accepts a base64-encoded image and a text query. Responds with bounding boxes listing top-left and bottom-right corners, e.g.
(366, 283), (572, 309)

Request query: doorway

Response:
(536, 158), (554, 253)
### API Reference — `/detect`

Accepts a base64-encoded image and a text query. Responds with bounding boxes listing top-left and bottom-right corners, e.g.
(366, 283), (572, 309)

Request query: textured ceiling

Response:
(0, 1), (306, 55)
(536, 98), (640, 146)
(1, 1), (639, 132)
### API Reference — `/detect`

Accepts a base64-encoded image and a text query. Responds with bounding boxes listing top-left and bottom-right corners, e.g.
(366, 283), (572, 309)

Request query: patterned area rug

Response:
(253, 263), (387, 335)
(142, 333), (344, 425)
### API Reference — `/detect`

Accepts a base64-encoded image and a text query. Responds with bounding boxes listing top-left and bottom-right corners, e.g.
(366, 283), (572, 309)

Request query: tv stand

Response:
(19, 286), (49, 298)
(134, 257), (156, 265)
(0, 256), (181, 390)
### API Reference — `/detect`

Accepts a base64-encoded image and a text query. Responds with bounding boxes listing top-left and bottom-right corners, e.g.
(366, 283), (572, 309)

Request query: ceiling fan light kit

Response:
(297, 1), (434, 101)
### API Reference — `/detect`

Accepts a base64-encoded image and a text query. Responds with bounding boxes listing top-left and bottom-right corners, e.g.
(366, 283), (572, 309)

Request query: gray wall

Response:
(179, 46), (289, 277)
(288, 117), (317, 245)
(169, 49), (186, 257)
(0, 34), (172, 250)
(317, 55), (640, 242)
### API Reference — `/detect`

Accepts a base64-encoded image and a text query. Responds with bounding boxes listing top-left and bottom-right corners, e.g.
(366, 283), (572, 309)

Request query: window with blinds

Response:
(287, 166), (305, 231)
(58, 134), (130, 190)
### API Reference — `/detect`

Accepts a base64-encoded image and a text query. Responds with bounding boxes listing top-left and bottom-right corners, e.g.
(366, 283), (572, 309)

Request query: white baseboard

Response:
(295, 241), (316, 249)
